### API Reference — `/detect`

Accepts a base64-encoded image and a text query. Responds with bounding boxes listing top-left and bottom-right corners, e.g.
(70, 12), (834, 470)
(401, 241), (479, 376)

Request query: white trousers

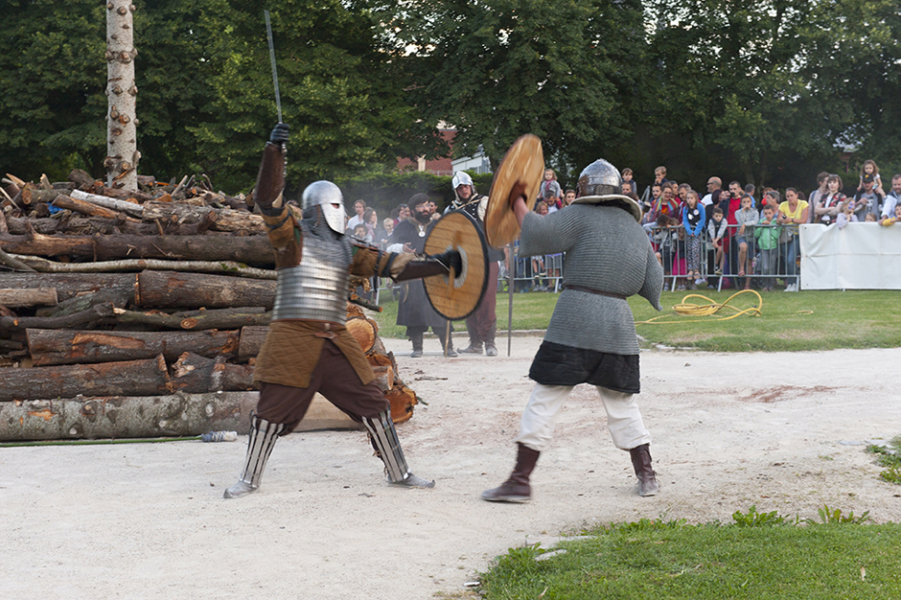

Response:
(516, 384), (651, 453)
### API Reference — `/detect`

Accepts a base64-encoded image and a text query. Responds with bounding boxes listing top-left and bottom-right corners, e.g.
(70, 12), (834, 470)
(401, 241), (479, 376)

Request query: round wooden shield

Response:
(423, 211), (489, 320)
(485, 134), (545, 248)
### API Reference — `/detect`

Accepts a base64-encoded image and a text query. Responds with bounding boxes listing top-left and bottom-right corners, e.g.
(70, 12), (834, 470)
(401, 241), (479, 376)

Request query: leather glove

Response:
(431, 250), (463, 277)
(270, 123), (289, 145)
(508, 181), (528, 207)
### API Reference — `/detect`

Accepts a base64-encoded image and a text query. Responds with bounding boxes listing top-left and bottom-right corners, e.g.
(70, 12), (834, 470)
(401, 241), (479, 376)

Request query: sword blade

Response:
(264, 10), (282, 123)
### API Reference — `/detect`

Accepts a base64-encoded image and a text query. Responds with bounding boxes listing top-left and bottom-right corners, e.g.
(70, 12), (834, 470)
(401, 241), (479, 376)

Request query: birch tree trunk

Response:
(106, 1), (139, 191)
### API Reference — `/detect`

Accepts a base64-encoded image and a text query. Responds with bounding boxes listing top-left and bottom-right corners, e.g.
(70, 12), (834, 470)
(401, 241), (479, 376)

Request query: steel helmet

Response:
(452, 171), (474, 190)
(572, 159), (642, 221)
(302, 180), (346, 233)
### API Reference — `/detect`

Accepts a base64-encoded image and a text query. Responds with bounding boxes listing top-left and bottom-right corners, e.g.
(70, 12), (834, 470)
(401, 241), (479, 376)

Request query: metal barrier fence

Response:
(376, 221), (803, 296)
(501, 222), (802, 293)
(646, 222), (801, 291)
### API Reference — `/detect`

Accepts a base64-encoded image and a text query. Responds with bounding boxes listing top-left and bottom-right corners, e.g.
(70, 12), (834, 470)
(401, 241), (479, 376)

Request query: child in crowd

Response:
(755, 205), (781, 291)
(880, 203), (901, 226)
(836, 200), (858, 230)
(378, 218), (395, 248)
(622, 168), (636, 194)
(681, 190), (706, 285)
(734, 194), (759, 279)
(530, 202), (549, 290)
(352, 223), (372, 244)
(539, 169), (562, 204)
(653, 213), (678, 274)
(708, 206), (728, 276)
(673, 225), (689, 290)
(859, 160), (883, 193)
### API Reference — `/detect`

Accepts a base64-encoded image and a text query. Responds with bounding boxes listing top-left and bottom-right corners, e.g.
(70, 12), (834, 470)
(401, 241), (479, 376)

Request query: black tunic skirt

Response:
(529, 341), (641, 394)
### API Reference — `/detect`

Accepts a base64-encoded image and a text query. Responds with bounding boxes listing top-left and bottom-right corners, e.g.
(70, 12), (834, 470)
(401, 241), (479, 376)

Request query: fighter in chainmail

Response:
(482, 159), (664, 503)
(445, 172), (505, 356)
(385, 194), (456, 358)
(224, 124), (462, 498)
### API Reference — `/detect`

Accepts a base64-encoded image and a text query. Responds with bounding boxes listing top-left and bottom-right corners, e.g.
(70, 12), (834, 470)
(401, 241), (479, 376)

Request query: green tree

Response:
(802, 0), (901, 176)
(0, 0), (441, 191)
(641, 0), (857, 188)
(0, 1), (107, 180)
(187, 0), (446, 193)
(640, 0), (901, 189)
(376, 0), (648, 181)
(132, 0), (232, 183)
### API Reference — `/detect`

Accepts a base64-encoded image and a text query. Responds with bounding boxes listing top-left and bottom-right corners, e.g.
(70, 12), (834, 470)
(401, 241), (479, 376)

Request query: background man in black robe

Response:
(387, 194), (456, 357)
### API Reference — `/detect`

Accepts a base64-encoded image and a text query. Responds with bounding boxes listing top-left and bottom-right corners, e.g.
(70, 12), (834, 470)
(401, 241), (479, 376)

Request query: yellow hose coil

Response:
(635, 290), (763, 325)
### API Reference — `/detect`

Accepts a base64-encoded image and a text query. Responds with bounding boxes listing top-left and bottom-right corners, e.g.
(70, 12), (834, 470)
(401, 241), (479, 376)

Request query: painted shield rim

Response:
(485, 134), (545, 248)
(422, 210), (490, 321)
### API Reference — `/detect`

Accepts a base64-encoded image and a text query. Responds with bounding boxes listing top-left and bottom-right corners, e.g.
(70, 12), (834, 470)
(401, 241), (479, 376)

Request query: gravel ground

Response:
(2, 337), (900, 600)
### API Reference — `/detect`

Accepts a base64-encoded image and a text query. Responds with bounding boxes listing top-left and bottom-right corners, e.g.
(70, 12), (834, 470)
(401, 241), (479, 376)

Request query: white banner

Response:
(800, 222), (901, 290)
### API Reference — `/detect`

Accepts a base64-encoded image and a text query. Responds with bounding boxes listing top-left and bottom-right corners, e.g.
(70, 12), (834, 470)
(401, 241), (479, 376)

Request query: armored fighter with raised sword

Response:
(224, 123), (462, 498)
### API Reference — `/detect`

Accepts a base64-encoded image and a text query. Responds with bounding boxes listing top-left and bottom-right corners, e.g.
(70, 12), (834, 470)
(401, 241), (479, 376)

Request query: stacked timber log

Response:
(0, 170), (417, 441)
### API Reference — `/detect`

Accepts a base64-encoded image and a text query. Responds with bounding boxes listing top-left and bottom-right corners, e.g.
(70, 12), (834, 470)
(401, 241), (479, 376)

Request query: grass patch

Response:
(478, 512), (901, 599)
(867, 437), (901, 485)
(369, 289), (901, 352)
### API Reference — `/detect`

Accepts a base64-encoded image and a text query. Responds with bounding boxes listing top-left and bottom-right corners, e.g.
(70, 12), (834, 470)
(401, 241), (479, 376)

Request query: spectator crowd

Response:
(344, 160), (901, 295)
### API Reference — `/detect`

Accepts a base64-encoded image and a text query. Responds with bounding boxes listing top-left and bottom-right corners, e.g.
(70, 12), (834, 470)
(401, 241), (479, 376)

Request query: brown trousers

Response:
(255, 339), (389, 432)
(465, 260), (499, 347)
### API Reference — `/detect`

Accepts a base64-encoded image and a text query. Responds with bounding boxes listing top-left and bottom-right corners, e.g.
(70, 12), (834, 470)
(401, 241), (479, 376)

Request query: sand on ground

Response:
(2, 336), (900, 600)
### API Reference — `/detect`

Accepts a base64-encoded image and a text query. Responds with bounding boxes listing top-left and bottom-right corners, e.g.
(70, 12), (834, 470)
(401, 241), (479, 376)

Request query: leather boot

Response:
(629, 443), (659, 497)
(410, 330), (423, 358)
(481, 443), (540, 503)
(485, 327), (498, 357)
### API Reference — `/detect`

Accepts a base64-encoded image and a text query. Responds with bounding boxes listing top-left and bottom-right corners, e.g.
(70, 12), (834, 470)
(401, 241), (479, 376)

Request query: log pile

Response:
(0, 170), (417, 441)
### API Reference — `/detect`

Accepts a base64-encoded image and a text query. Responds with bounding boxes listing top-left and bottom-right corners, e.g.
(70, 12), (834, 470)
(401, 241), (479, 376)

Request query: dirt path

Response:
(2, 338), (900, 600)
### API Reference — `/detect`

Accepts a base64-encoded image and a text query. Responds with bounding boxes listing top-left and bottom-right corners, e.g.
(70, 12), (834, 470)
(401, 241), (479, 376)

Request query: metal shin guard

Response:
(223, 414), (287, 499)
(363, 410), (434, 488)
(630, 443), (660, 497)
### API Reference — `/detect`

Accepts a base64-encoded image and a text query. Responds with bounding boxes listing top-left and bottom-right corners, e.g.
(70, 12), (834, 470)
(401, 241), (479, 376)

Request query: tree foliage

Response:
(641, 0), (901, 187)
(375, 0), (648, 179)
(0, 1), (107, 179)
(0, 0), (443, 191)
(186, 0), (447, 191)
(0, 0), (897, 193)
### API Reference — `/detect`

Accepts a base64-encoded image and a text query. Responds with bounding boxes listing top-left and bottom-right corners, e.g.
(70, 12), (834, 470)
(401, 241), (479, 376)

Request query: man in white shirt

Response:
(700, 176), (721, 208)
(345, 199), (367, 231)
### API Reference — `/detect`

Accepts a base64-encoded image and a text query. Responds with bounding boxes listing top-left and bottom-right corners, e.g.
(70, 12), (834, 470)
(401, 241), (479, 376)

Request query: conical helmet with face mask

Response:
(302, 181), (346, 233)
